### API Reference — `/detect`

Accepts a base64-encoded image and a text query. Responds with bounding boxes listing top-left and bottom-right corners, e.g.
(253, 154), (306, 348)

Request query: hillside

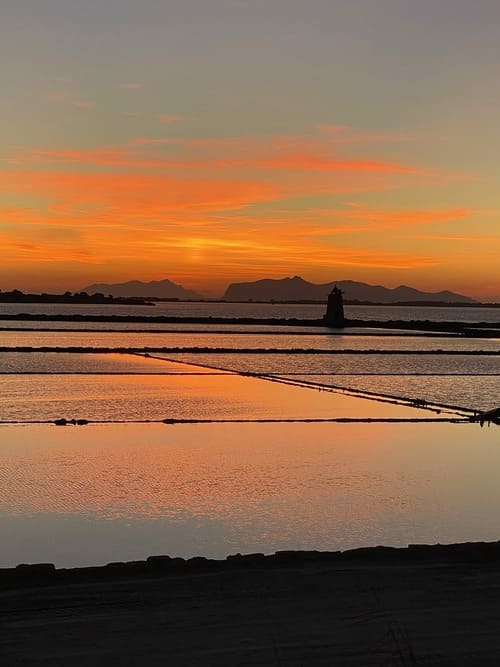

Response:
(82, 279), (201, 300)
(223, 276), (475, 303)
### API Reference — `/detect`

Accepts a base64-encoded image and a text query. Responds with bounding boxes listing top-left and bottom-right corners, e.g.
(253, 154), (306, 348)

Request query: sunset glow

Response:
(1, 1), (499, 300)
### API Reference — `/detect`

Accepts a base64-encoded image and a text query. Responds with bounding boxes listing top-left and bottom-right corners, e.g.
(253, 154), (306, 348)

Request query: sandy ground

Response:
(2, 547), (500, 666)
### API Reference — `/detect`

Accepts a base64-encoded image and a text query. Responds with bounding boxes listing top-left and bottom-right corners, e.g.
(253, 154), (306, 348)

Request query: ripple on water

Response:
(0, 421), (499, 567)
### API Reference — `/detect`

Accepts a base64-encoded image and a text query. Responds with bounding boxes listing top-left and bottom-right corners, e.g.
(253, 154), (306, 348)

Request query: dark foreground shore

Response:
(3, 542), (500, 665)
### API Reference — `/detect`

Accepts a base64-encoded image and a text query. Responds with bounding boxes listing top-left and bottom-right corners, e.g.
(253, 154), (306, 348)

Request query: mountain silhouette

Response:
(82, 279), (201, 300)
(223, 276), (475, 303)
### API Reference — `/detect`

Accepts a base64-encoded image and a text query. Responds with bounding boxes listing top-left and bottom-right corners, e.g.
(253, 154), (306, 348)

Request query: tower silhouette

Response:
(324, 285), (345, 327)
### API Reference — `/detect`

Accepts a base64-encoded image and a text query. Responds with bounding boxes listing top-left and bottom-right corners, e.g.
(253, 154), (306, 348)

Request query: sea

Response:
(0, 302), (499, 568)
(1, 301), (500, 322)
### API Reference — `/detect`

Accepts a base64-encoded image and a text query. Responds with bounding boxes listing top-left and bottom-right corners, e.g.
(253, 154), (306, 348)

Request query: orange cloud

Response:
(0, 127), (483, 294)
(215, 153), (424, 174)
(315, 125), (421, 144)
(0, 195), (440, 275)
(329, 205), (473, 229)
(10, 138), (429, 178)
(48, 92), (93, 108)
(0, 171), (288, 214)
(159, 114), (194, 123)
(1, 242), (103, 265)
(412, 234), (500, 242)
(118, 82), (141, 89)
(316, 124), (350, 133)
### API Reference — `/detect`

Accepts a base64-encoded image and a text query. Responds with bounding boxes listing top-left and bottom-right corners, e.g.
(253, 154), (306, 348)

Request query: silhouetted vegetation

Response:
(0, 289), (153, 305)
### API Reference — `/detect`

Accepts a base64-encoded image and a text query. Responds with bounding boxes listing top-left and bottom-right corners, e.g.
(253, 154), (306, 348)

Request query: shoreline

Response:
(3, 539), (500, 585)
(4, 541), (500, 665)
(1, 314), (499, 339)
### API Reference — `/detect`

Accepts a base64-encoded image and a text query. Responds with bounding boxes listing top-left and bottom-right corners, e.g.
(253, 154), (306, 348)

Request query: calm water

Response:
(1, 325), (499, 410)
(1, 330), (498, 351)
(2, 351), (498, 376)
(0, 352), (225, 375)
(0, 320), (334, 333)
(1, 301), (500, 323)
(0, 363), (437, 422)
(0, 303), (498, 567)
(288, 375), (500, 413)
(154, 352), (499, 411)
(154, 352), (500, 376)
(1, 422), (499, 568)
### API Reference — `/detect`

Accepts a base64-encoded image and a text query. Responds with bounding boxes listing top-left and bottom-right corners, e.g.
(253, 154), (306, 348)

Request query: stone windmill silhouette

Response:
(323, 285), (345, 327)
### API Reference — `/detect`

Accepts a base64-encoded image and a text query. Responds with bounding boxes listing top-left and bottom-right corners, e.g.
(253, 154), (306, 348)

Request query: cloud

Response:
(48, 91), (93, 108)
(412, 234), (500, 243)
(118, 82), (141, 89)
(215, 153), (424, 174)
(326, 205), (474, 229)
(0, 171), (288, 215)
(315, 124), (350, 133)
(10, 137), (429, 179)
(315, 125), (424, 144)
(159, 114), (194, 124)
(0, 126), (483, 292)
(48, 92), (71, 103)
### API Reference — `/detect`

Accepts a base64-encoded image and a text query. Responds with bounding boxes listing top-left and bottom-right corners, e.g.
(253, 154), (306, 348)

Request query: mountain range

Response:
(82, 276), (475, 303)
(222, 276), (475, 303)
(82, 279), (201, 300)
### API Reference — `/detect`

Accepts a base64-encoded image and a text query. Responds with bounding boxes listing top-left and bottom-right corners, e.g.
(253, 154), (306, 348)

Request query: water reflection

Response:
(156, 353), (500, 409)
(160, 352), (500, 376)
(1, 422), (499, 567)
(0, 372), (435, 422)
(2, 330), (498, 351)
(0, 352), (226, 374)
(291, 374), (500, 412)
(1, 301), (500, 323)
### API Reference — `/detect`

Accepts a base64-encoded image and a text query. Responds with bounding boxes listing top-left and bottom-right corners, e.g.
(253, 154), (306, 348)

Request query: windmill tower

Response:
(323, 285), (345, 327)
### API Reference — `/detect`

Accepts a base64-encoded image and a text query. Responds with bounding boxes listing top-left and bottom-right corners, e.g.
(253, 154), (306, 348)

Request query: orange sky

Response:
(1, 1), (499, 300)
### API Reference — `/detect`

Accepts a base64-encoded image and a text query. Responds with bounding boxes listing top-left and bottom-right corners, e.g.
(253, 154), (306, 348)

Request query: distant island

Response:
(82, 279), (202, 301)
(222, 276), (476, 304)
(2, 276), (490, 306)
(79, 276), (477, 304)
(0, 289), (153, 306)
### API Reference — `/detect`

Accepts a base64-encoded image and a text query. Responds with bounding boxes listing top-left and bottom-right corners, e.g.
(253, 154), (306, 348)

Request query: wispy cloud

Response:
(0, 171), (287, 214)
(412, 233), (500, 243)
(315, 124), (427, 144)
(326, 205), (474, 229)
(0, 125), (485, 292)
(159, 114), (194, 124)
(48, 91), (93, 108)
(118, 82), (141, 89)
(10, 136), (431, 178)
(315, 124), (350, 133)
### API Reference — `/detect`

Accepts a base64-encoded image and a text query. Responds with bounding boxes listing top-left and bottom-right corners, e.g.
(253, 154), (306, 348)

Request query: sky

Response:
(1, 0), (499, 300)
